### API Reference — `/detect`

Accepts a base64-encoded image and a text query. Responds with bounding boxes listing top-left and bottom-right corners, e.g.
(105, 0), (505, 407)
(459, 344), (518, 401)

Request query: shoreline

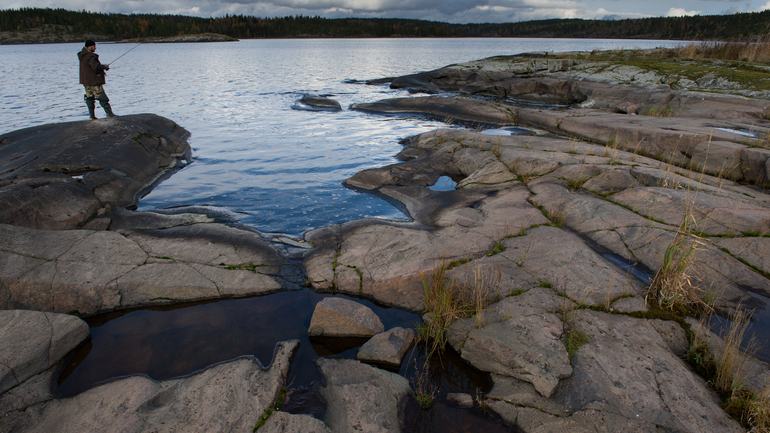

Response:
(2, 50), (770, 431)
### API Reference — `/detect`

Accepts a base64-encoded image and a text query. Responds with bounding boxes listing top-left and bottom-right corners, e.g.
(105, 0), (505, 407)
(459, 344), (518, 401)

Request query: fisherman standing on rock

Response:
(78, 40), (115, 120)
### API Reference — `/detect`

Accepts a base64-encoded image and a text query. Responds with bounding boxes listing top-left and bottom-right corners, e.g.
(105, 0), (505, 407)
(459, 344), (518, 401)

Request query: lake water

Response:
(0, 38), (686, 237)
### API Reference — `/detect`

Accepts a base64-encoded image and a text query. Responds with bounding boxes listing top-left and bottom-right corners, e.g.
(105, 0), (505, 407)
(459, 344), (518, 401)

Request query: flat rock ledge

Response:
(308, 297), (385, 337)
(0, 222), (289, 316)
(0, 340), (300, 432)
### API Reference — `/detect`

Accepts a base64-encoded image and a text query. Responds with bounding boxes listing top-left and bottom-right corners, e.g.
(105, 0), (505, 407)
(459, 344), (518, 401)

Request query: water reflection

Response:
(57, 289), (419, 396)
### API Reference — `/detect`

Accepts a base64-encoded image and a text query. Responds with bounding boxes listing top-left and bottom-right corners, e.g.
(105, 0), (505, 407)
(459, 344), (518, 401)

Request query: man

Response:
(78, 40), (115, 120)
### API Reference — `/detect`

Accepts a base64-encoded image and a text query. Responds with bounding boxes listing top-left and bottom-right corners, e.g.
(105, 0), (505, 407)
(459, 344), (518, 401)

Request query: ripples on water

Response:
(1, 38), (685, 237)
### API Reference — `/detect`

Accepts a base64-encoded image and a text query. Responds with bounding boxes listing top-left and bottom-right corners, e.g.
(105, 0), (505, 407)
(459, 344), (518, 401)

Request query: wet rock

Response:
(449, 288), (572, 398)
(356, 327), (415, 367)
(300, 95), (342, 110)
(0, 222), (287, 315)
(0, 114), (190, 230)
(351, 96), (515, 126)
(0, 310), (89, 394)
(0, 340), (299, 433)
(316, 357), (410, 433)
(308, 297), (385, 337)
(259, 411), (332, 433)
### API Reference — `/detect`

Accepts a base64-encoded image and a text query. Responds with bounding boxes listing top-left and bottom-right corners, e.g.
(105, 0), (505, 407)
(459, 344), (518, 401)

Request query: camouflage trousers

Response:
(84, 85), (106, 98)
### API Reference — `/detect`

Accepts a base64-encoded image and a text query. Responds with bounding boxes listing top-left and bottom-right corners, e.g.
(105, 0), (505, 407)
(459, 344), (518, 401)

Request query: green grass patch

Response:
(563, 329), (589, 360)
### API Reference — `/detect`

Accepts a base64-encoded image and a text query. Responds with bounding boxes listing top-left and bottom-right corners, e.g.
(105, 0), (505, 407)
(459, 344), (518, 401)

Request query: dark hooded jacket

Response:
(78, 47), (106, 86)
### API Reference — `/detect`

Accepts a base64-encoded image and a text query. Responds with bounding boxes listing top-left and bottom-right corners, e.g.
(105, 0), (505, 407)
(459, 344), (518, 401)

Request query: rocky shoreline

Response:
(3, 52), (770, 432)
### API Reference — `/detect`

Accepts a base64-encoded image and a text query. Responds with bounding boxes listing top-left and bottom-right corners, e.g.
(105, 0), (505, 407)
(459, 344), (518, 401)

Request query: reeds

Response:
(664, 39), (770, 64)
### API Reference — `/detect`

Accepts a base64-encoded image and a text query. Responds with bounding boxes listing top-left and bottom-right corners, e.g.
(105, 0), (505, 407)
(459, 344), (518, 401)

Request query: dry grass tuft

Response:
(418, 260), (500, 356)
(646, 199), (711, 312)
(748, 385), (770, 433)
(714, 309), (755, 397)
(419, 262), (463, 356)
(467, 263), (501, 328)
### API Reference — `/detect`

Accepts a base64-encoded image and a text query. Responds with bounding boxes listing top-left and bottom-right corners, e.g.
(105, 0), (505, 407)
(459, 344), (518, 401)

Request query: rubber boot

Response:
(97, 93), (115, 117)
(85, 95), (97, 120)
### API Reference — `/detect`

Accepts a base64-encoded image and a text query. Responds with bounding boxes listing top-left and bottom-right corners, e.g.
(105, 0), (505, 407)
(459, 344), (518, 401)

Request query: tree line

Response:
(2, 7), (770, 41)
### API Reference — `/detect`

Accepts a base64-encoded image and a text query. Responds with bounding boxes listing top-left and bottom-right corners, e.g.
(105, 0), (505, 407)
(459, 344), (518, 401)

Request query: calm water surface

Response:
(1, 38), (685, 237)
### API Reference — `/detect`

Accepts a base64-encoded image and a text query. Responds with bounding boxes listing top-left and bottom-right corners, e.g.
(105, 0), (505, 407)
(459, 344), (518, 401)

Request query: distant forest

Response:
(2, 7), (770, 41)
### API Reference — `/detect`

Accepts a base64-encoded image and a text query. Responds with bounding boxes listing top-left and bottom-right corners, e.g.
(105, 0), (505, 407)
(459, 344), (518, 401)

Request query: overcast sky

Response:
(2, 0), (768, 24)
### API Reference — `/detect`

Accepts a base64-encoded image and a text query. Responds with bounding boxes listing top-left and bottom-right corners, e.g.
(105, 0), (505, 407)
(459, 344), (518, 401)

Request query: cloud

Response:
(720, 6), (742, 13)
(1, 0), (662, 23)
(665, 7), (701, 16)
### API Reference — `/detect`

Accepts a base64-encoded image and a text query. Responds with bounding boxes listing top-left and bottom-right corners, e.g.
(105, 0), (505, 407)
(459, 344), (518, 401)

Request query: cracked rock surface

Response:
(305, 54), (770, 431)
(0, 309), (89, 395)
(0, 222), (288, 316)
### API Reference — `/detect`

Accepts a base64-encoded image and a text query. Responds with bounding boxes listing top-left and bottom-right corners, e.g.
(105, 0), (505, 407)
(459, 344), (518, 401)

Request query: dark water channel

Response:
(56, 289), (513, 432)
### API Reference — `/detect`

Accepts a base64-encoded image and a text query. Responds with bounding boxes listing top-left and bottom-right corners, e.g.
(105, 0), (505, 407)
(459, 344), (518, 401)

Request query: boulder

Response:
(300, 95), (342, 110)
(0, 310), (89, 394)
(308, 297), (385, 337)
(316, 357), (410, 433)
(356, 327), (415, 367)
(0, 340), (299, 433)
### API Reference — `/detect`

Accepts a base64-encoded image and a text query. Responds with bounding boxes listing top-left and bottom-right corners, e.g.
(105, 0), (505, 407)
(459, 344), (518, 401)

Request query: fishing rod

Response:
(107, 43), (142, 67)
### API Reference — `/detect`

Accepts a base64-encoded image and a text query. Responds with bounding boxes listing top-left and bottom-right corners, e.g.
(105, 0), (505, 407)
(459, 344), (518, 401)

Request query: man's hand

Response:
(104, 64), (110, 70)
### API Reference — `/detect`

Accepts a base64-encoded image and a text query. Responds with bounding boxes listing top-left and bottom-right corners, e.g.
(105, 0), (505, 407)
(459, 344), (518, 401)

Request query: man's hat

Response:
(85, 40), (95, 47)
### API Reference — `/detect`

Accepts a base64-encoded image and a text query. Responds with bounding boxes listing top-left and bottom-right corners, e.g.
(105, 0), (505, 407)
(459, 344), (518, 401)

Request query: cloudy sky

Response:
(2, 0), (768, 24)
